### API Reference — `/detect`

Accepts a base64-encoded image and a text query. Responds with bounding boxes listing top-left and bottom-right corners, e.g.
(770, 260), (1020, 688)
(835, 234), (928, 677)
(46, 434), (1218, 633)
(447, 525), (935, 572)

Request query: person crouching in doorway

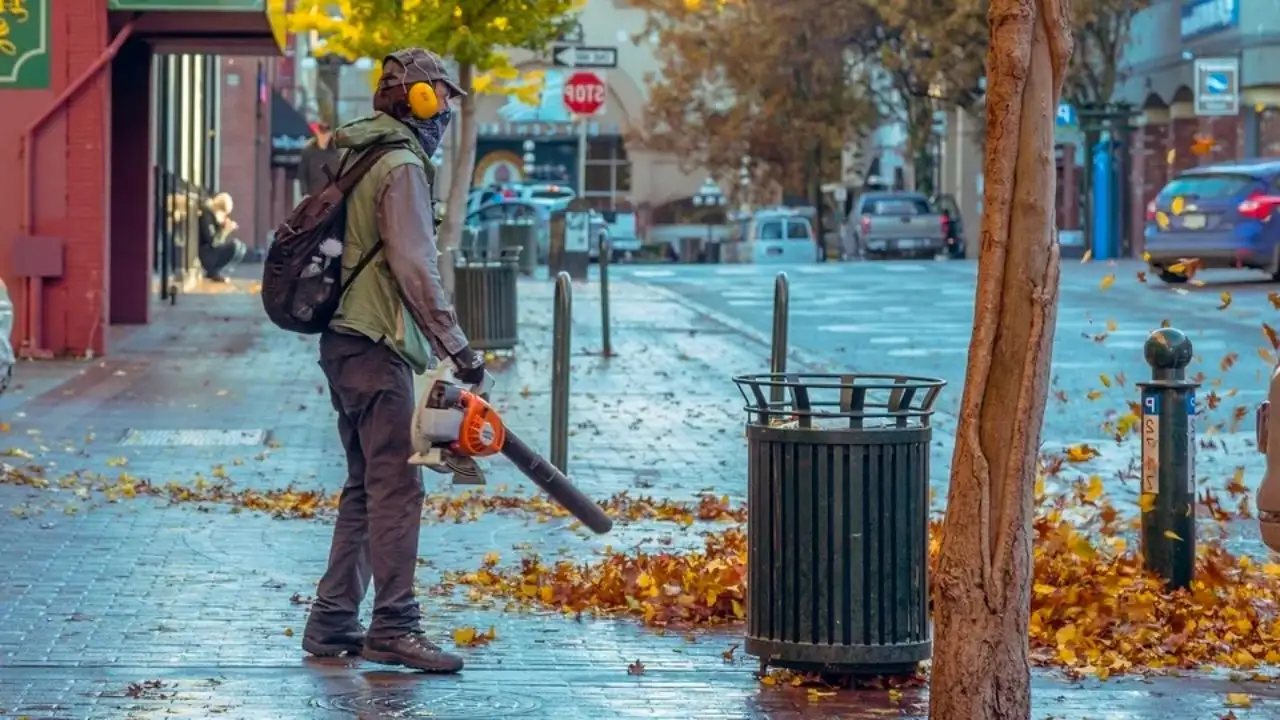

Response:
(198, 193), (248, 283)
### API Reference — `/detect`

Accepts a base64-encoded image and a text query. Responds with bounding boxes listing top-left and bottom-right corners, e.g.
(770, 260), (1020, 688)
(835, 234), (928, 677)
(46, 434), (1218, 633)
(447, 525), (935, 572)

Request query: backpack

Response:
(261, 143), (404, 334)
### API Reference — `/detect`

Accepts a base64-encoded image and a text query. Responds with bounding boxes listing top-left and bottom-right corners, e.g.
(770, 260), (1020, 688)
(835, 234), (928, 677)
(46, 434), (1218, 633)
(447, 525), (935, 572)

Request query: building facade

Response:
(1120, 0), (1280, 254)
(0, 0), (282, 358)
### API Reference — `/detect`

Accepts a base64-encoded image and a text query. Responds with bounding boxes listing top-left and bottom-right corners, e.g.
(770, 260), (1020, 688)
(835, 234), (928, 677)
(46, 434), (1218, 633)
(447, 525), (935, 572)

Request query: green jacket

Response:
(327, 113), (463, 373)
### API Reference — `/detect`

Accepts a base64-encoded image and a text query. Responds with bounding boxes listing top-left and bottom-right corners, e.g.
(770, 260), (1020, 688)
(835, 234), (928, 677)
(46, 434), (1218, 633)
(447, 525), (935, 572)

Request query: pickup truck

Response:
(848, 191), (948, 259)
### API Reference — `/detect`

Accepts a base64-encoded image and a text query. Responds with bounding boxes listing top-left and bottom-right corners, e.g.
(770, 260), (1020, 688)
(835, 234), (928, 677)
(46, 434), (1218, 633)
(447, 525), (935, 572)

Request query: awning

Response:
(108, 0), (287, 56)
(271, 91), (313, 167)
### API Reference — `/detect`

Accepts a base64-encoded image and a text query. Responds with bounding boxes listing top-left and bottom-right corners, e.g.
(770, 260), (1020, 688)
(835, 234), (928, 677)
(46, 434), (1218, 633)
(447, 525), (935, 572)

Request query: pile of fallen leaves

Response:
(0, 462), (744, 527)
(450, 465), (1280, 678)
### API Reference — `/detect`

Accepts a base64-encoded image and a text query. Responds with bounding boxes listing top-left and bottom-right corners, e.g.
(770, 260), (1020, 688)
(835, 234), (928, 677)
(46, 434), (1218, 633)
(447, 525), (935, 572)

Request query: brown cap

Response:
(378, 48), (466, 99)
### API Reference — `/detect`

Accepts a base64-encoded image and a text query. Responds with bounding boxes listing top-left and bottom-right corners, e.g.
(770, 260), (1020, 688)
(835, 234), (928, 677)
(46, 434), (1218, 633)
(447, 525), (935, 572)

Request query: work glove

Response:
(452, 347), (487, 387)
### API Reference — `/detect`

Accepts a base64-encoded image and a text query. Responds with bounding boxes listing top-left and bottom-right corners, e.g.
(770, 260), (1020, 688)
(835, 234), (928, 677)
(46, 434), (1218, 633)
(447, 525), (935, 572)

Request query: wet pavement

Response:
(0, 266), (1277, 718)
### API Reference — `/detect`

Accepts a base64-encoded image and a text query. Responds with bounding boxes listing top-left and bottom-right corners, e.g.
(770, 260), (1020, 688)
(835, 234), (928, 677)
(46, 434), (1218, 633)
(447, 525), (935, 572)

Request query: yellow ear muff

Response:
(407, 82), (440, 120)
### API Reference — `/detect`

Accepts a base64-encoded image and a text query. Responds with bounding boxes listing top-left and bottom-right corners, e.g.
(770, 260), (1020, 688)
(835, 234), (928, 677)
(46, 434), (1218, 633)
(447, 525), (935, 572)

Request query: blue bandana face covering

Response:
(405, 109), (452, 157)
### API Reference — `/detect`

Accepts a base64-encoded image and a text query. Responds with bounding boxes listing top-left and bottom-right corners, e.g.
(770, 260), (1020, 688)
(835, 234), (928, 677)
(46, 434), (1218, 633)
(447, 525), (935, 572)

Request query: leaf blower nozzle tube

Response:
(500, 431), (613, 534)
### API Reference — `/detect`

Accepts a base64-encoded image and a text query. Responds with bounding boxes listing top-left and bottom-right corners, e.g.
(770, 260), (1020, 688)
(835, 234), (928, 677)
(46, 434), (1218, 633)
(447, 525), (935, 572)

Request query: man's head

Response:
(374, 48), (465, 122)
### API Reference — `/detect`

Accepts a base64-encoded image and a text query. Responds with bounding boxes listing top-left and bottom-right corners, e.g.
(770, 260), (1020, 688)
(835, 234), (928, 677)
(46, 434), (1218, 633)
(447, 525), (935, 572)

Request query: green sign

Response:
(0, 0), (50, 90)
(107, 0), (264, 9)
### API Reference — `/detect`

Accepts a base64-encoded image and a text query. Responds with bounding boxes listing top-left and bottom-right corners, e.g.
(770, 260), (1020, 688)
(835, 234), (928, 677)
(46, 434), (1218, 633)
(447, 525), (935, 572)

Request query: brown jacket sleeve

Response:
(374, 161), (470, 359)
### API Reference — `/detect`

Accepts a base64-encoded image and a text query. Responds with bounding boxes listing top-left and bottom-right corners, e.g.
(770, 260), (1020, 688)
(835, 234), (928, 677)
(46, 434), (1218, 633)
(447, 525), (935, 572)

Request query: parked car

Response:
(848, 191), (948, 259)
(1144, 160), (1280, 283)
(727, 207), (819, 264)
(463, 198), (610, 263)
(0, 278), (13, 395)
(464, 199), (552, 262)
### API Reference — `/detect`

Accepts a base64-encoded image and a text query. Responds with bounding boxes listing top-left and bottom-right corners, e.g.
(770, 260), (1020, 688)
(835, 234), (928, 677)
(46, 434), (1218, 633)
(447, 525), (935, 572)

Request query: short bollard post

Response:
(1137, 327), (1199, 590)
(550, 272), (572, 473)
(600, 239), (613, 357)
(769, 272), (789, 405)
(1255, 361), (1280, 550)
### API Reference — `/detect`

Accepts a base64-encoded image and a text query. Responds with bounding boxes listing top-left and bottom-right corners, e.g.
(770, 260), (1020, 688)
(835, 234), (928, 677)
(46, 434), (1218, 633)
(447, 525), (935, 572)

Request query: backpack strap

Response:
(333, 142), (410, 295)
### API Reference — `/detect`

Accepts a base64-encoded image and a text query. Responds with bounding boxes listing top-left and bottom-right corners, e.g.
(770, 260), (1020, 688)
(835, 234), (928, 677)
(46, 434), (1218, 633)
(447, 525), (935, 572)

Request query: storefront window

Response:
(585, 164), (612, 193)
(615, 162), (632, 192)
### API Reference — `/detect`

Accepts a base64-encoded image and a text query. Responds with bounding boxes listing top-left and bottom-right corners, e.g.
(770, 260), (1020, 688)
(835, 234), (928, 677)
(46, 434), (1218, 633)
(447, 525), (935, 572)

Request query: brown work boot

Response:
(363, 632), (464, 673)
(302, 624), (366, 657)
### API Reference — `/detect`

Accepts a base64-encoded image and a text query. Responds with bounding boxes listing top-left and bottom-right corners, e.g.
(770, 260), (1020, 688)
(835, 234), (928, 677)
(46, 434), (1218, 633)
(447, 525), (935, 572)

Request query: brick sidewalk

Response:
(0, 275), (1275, 719)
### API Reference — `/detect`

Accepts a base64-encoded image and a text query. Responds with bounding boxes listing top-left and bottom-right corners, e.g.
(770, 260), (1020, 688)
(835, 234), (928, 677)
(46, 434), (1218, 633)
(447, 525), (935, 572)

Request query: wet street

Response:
(0, 262), (1277, 718)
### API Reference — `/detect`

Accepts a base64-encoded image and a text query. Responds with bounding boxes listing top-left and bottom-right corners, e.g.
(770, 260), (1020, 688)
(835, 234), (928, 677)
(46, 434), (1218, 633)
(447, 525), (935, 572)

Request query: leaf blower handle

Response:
(500, 432), (613, 534)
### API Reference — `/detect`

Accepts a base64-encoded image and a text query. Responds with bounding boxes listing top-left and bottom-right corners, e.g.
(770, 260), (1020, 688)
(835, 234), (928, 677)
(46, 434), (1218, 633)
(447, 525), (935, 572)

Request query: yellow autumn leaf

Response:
(471, 73), (494, 94)
(1225, 693), (1252, 708)
(489, 16), (509, 31)
(1138, 493), (1156, 512)
(1106, 319), (1117, 332)
(760, 675), (777, 686)
(1163, 530), (1184, 542)
(1064, 444), (1099, 462)
(1219, 292), (1232, 310)
(1100, 274), (1115, 290)
(453, 627), (477, 645)
(1086, 390), (1103, 400)
(1080, 249), (1092, 263)
(1085, 476), (1104, 503)
(1099, 374), (1112, 388)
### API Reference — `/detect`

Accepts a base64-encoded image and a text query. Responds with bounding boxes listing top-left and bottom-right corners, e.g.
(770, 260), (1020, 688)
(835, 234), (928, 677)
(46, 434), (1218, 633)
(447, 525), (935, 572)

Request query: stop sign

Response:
(563, 71), (606, 116)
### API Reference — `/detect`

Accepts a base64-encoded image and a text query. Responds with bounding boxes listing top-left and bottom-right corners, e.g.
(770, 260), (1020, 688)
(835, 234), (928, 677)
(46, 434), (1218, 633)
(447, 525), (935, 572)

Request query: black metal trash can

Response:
(731, 373), (945, 676)
(454, 249), (519, 351)
(498, 221), (538, 276)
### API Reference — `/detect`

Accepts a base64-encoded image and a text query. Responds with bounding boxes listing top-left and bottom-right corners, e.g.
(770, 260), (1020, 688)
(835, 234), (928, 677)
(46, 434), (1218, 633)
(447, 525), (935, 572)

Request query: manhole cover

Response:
(119, 429), (269, 447)
(315, 686), (540, 718)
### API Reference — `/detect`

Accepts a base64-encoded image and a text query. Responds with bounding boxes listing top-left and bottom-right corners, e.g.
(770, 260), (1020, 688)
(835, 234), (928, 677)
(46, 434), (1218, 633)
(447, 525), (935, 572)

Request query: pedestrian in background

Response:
(298, 122), (341, 198)
(197, 193), (247, 282)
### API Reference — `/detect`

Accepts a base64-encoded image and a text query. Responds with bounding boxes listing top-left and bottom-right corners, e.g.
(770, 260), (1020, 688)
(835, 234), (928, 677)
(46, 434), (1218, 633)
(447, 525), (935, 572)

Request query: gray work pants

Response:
(308, 330), (425, 641)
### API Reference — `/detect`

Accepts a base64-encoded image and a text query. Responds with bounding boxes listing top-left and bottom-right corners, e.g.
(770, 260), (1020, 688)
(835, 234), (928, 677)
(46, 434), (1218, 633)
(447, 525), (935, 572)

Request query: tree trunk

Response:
(439, 62), (478, 298)
(928, 1), (1071, 719)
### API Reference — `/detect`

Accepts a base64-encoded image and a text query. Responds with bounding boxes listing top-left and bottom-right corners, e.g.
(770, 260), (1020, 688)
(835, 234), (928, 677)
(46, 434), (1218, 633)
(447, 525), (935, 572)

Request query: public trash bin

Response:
(731, 372), (945, 676)
(499, 221), (538, 276)
(454, 248), (519, 351)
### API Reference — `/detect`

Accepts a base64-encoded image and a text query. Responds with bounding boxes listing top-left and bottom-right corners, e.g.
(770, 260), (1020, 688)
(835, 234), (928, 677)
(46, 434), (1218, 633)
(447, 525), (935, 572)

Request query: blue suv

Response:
(1145, 159), (1280, 283)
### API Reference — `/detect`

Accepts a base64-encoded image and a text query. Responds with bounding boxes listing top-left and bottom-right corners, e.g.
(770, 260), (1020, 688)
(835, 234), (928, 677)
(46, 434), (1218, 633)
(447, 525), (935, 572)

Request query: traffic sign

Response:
(1193, 57), (1238, 116)
(563, 72), (606, 116)
(553, 45), (618, 69)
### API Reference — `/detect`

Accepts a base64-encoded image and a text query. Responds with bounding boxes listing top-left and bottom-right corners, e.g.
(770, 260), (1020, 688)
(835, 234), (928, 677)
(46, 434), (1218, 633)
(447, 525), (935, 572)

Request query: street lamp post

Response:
(692, 177), (726, 262)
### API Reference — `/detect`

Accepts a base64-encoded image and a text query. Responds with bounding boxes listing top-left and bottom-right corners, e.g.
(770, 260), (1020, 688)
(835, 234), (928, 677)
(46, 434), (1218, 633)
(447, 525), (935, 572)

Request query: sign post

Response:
(1137, 327), (1199, 590)
(1193, 57), (1239, 116)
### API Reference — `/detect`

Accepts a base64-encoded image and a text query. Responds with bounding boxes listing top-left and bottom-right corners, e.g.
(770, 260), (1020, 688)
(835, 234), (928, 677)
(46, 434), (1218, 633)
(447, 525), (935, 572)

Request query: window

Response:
(787, 220), (812, 240)
(507, 203), (541, 221)
(757, 220), (784, 240)
(477, 205), (505, 223)
(1161, 174), (1257, 199)
(866, 198), (932, 215)
(583, 136), (632, 209)
(585, 164), (612, 193)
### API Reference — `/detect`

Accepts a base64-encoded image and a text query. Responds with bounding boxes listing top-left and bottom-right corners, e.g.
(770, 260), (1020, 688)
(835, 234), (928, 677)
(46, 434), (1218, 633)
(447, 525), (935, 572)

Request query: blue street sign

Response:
(1186, 391), (1196, 415)
(1143, 393), (1161, 415)
(1056, 103), (1077, 127)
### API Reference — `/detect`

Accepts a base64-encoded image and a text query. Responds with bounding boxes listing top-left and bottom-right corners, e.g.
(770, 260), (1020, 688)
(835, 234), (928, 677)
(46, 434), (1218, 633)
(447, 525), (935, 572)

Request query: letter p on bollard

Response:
(1257, 362), (1280, 551)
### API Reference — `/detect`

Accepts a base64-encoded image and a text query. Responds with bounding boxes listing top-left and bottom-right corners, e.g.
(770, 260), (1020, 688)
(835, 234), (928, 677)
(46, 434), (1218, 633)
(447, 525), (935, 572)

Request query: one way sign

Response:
(553, 45), (618, 69)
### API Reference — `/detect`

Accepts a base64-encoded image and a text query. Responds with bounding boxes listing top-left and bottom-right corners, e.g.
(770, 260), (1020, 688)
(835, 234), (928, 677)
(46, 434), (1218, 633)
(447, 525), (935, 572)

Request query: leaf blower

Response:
(409, 362), (613, 534)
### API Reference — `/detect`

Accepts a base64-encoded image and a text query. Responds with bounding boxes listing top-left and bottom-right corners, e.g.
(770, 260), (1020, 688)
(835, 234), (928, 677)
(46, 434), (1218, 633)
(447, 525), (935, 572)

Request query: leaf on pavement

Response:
(1064, 444), (1099, 462)
(1218, 292), (1232, 310)
(1100, 274), (1115, 290)
(1225, 693), (1252, 708)
(1268, 291), (1280, 309)
(1263, 323), (1280, 349)
(628, 659), (646, 675)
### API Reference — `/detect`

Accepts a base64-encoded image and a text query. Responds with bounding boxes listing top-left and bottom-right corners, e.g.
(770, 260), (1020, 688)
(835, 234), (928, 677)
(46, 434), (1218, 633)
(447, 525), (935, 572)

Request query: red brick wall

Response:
(218, 57), (275, 253)
(1260, 108), (1280, 157)
(0, 0), (112, 356)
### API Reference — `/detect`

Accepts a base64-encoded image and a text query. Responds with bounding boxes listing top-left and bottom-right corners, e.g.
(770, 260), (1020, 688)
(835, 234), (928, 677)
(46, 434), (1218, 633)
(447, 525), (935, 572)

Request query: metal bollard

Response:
(1256, 362), (1280, 551)
(1136, 327), (1199, 590)
(769, 272), (789, 404)
(550, 272), (572, 473)
(600, 239), (613, 357)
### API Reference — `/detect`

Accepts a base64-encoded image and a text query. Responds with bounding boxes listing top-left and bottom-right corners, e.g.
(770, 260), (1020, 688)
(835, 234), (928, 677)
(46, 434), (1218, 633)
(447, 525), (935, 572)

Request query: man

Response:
(298, 121), (341, 198)
(301, 48), (485, 674)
